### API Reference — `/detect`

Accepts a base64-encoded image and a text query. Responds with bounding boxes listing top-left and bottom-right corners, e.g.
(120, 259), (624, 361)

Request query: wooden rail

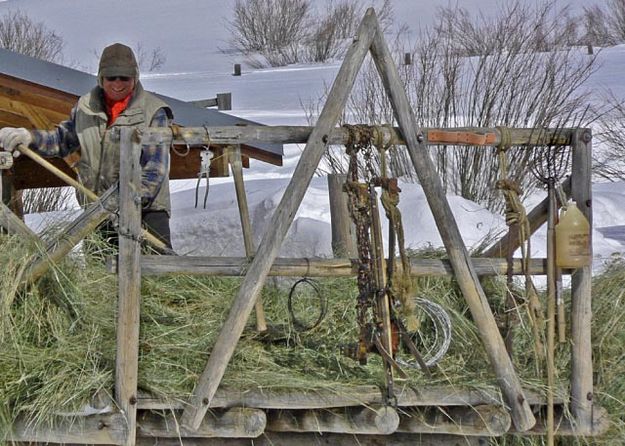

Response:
(140, 125), (574, 148)
(136, 255), (551, 277)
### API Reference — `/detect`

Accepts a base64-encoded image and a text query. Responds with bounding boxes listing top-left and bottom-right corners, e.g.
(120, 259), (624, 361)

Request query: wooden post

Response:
(217, 93), (232, 111)
(369, 17), (535, 432)
(116, 127), (142, 446)
(228, 145), (267, 332)
(569, 128), (593, 433)
(327, 174), (356, 257)
(180, 9), (379, 431)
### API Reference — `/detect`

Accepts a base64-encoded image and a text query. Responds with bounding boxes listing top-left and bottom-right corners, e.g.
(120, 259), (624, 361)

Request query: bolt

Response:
(581, 130), (592, 143)
(322, 134), (329, 144)
(587, 392), (593, 401)
(134, 196), (142, 205)
(97, 421), (106, 430)
(203, 397), (210, 405)
(417, 133), (424, 143)
(129, 395), (137, 405)
(586, 199), (592, 208)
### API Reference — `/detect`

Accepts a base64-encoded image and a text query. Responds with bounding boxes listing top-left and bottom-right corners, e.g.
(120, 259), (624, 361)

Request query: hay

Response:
(1, 233), (624, 444)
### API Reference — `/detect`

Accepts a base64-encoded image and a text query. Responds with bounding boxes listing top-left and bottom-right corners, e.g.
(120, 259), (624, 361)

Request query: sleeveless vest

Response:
(74, 83), (172, 213)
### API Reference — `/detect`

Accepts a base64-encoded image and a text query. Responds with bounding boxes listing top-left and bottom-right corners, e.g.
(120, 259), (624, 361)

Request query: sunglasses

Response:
(105, 76), (132, 82)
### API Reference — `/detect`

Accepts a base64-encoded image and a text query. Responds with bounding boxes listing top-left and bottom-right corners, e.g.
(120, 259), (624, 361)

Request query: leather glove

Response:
(0, 127), (33, 156)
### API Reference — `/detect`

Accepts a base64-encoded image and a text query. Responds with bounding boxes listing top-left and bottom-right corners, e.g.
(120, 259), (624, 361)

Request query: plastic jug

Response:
(555, 200), (591, 268)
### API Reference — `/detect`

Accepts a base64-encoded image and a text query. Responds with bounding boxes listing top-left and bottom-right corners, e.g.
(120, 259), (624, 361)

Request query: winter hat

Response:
(97, 43), (139, 86)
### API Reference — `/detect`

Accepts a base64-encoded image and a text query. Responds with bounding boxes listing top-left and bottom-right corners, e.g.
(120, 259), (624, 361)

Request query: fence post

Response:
(570, 128), (594, 433)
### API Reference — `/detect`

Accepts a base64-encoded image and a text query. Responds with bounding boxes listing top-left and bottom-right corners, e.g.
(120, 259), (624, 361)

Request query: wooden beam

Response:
(139, 255), (551, 278)
(266, 406), (400, 435)
(141, 125), (575, 148)
(8, 413), (126, 444)
(397, 405), (511, 437)
(368, 14), (535, 432)
(180, 9), (380, 431)
(137, 408), (266, 438)
(139, 384), (566, 410)
(116, 128), (142, 446)
(569, 128), (594, 433)
(484, 177), (572, 258)
(135, 433), (486, 446)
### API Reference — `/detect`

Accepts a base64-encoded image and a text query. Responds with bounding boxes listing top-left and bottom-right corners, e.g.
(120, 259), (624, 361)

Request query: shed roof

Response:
(0, 47), (283, 161)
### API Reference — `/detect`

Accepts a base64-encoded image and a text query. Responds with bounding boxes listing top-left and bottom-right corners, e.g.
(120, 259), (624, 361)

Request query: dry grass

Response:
(0, 234), (624, 444)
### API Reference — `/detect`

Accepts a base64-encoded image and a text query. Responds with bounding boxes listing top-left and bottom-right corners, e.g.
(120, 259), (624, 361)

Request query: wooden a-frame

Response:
(180, 8), (536, 432)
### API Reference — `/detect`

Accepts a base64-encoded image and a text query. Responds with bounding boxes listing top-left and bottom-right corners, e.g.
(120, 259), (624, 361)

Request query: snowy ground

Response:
(6, 0), (624, 273)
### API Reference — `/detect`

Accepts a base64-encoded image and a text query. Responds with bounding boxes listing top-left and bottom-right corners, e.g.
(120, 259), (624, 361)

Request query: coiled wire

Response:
(396, 297), (452, 368)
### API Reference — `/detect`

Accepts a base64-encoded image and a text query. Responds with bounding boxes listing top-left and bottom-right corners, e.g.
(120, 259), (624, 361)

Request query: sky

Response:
(3, 0), (623, 273)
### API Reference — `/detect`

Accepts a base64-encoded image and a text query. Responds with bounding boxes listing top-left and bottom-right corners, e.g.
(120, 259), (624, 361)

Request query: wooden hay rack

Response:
(0, 8), (607, 446)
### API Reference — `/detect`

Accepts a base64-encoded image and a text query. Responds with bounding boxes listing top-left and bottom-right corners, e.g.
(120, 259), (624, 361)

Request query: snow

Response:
(3, 0), (624, 272)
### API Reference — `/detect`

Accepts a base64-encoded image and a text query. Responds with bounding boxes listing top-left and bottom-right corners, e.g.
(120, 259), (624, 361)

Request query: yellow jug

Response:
(555, 200), (591, 268)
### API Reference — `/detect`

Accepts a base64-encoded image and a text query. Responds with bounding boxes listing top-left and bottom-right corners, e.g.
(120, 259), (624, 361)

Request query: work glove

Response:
(0, 127), (33, 157)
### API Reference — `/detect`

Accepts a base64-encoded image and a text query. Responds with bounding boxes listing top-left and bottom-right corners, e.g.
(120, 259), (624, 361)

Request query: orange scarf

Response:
(104, 93), (132, 126)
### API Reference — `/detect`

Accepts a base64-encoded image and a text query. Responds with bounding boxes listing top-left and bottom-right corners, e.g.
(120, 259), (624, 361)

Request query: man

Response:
(0, 43), (174, 249)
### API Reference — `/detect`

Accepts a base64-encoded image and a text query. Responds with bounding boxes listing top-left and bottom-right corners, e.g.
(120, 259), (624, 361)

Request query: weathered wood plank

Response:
(569, 128), (594, 433)
(137, 408), (266, 438)
(180, 9), (380, 431)
(8, 413), (126, 444)
(116, 128), (142, 446)
(138, 385), (567, 410)
(368, 13), (535, 432)
(135, 432), (485, 446)
(397, 405), (511, 437)
(139, 255), (550, 277)
(266, 406), (399, 435)
(141, 125), (575, 148)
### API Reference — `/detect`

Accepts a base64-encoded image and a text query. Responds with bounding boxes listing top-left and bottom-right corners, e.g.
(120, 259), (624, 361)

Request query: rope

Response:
(496, 142), (545, 364)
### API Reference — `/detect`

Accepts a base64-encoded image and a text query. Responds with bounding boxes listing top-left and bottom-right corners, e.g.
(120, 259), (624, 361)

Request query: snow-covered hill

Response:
(4, 0), (623, 268)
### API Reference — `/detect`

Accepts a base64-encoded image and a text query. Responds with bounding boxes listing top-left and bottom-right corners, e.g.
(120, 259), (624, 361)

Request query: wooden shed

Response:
(0, 47), (283, 199)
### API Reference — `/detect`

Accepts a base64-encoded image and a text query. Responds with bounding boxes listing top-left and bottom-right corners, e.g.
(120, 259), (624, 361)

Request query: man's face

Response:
(102, 76), (135, 101)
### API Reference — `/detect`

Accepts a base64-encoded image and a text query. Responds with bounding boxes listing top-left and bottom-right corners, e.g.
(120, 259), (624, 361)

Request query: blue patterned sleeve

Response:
(31, 107), (81, 157)
(140, 108), (171, 207)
